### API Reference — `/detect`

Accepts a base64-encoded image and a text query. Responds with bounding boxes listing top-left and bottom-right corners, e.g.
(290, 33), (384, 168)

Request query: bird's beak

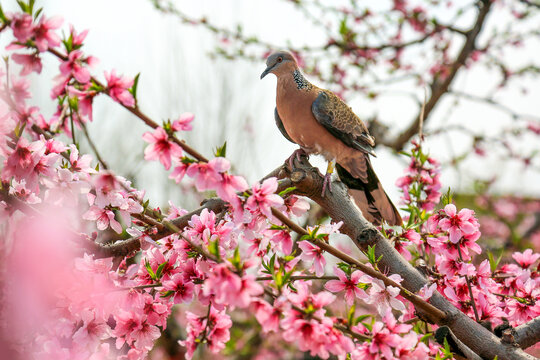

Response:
(260, 66), (272, 79)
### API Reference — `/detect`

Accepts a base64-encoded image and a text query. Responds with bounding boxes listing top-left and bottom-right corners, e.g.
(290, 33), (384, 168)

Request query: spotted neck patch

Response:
(293, 70), (313, 90)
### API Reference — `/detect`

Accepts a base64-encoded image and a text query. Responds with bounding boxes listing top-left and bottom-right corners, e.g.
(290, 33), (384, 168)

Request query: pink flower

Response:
(203, 263), (241, 304)
(141, 294), (170, 328)
(12, 53), (42, 75)
(113, 310), (160, 351)
(72, 309), (111, 349)
(251, 298), (284, 333)
(325, 267), (369, 305)
(69, 25), (89, 48)
(105, 70), (135, 107)
(186, 157), (230, 191)
(169, 162), (189, 183)
(142, 127), (183, 170)
(233, 275), (264, 308)
(285, 195), (310, 217)
(268, 229), (293, 254)
(215, 172), (248, 205)
(366, 275), (406, 316)
(83, 205), (123, 233)
(162, 273), (195, 304)
(418, 283), (437, 300)
(172, 112), (194, 131)
(512, 249), (540, 268)
(10, 76), (32, 106)
(68, 87), (96, 122)
(179, 307), (232, 359)
(59, 50), (91, 83)
(33, 15), (62, 52)
(438, 204), (478, 243)
(368, 321), (402, 358)
(69, 144), (96, 174)
(246, 177), (284, 219)
(185, 208), (232, 246)
(298, 241), (326, 276)
(10, 13), (34, 43)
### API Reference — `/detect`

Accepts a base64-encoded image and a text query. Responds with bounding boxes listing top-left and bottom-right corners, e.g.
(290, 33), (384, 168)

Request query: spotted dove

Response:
(261, 50), (402, 226)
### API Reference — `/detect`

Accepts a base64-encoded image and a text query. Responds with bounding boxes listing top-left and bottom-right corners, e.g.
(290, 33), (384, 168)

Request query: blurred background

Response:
(1, 0), (539, 248)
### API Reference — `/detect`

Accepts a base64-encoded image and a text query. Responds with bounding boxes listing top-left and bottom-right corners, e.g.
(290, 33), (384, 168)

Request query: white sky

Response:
(2, 0), (539, 209)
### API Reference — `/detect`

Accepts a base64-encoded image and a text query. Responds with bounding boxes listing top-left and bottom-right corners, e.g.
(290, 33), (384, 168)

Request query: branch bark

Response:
(514, 316), (540, 350)
(277, 155), (536, 360)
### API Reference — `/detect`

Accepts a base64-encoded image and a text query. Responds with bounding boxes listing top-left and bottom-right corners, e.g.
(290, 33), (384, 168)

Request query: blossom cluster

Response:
(1, 3), (539, 360)
(396, 140), (442, 213)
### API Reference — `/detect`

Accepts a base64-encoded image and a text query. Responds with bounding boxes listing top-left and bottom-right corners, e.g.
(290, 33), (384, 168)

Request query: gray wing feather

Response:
(311, 91), (376, 157)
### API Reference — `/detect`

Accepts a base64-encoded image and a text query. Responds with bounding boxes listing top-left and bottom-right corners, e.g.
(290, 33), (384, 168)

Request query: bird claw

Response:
(321, 173), (332, 197)
(287, 148), (307, 169)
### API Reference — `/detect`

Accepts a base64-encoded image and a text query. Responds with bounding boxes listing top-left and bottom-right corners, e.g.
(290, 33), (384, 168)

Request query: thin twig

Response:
(80, 121), (109, 170)
(457, 245), (480, 322)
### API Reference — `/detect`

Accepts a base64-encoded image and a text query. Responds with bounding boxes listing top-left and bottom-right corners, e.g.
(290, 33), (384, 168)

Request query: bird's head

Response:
(260, 50), (298, 79)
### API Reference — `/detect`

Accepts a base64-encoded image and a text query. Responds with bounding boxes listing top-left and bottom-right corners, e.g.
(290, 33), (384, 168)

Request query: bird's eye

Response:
(277, 57), (283, 63)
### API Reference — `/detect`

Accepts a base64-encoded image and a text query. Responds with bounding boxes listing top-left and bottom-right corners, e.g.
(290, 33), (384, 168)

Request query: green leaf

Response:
(229, 246), (241, 269)
(364, 244), (377, 264)
(487, 250), (503, 273)
(354, 314), (371, 325)
(160, 290), (174, 298)
(339, 17), (348, 36)
(269, 224), (287, 231)
(208, 240), (220, 260)
(278, 186), (297, 197)
(441, 188), (453, 206)
(282, 268), (294, 285)
(214, 141), (227, 157)
(33, 7), (43, 20)
(129, 73), (141, 107)
(337, 262), (351, 275)
(399, 151), (412, 157)
(155, 261), (167, 279)
(347, 304), (355, 325)
(181, 156), (196, 164)
(274, 265), (284, 289)
(268, 253), (276, 275)
(0, 5), (8, 23)
(16, 1), (28, 13)
(362, 321), (372, 332)
(145, 260), (156, 280)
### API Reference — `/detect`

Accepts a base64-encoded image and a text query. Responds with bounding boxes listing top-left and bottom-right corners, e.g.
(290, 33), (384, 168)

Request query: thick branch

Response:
(281, 155), (535, 360)
(514, 316), (540, 349)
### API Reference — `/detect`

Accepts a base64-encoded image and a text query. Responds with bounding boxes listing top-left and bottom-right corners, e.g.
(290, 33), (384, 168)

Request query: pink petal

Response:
(325, 280), (346, 293)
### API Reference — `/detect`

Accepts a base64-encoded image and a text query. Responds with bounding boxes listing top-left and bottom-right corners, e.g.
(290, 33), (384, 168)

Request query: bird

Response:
(260, 50), (402, 226)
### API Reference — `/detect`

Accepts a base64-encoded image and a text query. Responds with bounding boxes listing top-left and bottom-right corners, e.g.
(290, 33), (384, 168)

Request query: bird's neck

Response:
(292, 69), (313, 90)
(278, 69), (313, 91)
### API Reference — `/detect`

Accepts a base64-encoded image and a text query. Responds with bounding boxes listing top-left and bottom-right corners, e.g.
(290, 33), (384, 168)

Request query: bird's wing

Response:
(274, 107), (295, 143)
(311, 90), (376, 156)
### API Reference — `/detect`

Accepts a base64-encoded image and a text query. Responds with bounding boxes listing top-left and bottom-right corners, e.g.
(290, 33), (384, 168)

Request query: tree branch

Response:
(278, 155), (535, 360)
(514, 316), (540, 349)
(386, 0), (493, 151)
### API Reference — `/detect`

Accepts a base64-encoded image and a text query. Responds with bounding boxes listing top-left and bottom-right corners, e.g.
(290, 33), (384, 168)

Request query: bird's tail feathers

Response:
(336, 162), (402, 226)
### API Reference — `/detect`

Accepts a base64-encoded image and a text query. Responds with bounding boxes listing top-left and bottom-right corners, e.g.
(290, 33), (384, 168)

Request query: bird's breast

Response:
(276, 82), (345, 161)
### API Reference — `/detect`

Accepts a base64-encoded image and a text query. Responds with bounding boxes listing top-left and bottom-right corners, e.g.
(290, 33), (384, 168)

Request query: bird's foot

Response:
(287, 148), (308, 169)
(321, 172), (333, 197)
(321, 160), (336, 197)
